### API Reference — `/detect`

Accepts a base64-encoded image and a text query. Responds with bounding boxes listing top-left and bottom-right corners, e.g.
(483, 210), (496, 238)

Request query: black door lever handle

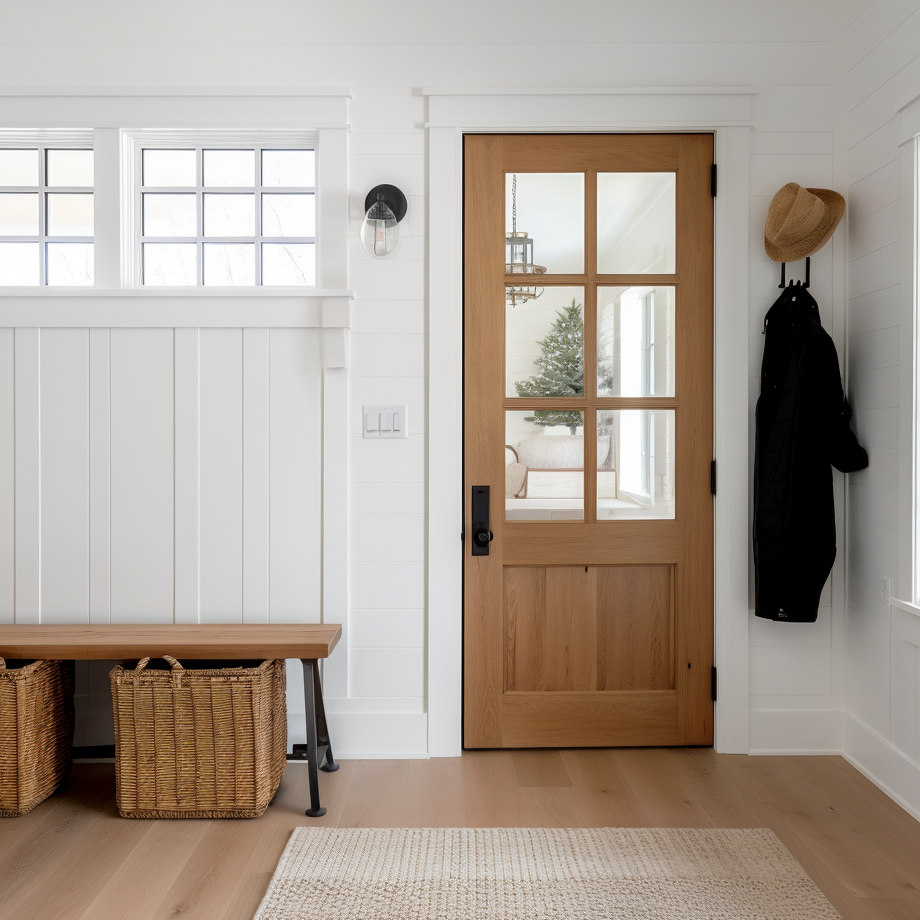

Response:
(471, 486), (492, 556)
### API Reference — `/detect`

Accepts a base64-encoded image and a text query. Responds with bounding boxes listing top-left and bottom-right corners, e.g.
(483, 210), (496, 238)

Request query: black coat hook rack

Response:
(778, 256), (810, 289)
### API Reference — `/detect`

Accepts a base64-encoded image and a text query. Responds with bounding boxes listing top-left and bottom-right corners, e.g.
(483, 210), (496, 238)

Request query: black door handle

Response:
(471, 486), (492, 556)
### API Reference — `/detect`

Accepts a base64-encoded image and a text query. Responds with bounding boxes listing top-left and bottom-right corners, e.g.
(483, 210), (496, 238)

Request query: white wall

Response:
(0, 0), (872, 762)
(838, 0), (920, 820)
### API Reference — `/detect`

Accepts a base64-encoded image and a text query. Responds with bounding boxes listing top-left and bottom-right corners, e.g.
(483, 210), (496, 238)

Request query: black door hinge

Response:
(711, 163), (717, 197)
(710, 459), (716, 495)
(711, 666), (718, 702)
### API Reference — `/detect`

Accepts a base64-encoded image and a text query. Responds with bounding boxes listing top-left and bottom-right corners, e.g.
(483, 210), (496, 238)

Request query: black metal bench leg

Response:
(301, 658), (326, 817)
(313, 661), (339, 772)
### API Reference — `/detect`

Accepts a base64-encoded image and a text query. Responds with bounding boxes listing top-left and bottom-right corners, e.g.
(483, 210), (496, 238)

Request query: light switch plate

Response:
(363, 405), (408, 439)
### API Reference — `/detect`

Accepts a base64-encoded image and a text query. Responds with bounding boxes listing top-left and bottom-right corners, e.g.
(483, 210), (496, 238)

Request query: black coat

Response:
(754, 285), (868, 623)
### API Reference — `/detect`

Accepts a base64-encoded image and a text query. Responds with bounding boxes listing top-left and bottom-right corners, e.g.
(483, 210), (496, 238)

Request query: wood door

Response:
(463, 134), (714, 748)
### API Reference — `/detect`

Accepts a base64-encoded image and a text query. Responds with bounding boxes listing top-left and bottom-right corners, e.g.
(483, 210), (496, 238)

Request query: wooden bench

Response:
(0, 623), (342, 817)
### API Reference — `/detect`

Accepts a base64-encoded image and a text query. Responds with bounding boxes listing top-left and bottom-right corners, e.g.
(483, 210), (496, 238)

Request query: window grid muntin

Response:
(139, 144), (316, 287)
(0, 145), (94, 285)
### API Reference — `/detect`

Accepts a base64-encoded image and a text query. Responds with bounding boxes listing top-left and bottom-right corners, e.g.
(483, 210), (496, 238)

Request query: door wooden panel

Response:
(464, 134), (714, 749)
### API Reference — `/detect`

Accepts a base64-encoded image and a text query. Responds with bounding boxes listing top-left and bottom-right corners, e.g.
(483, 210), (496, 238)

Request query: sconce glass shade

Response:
(361, 194), (399, 258)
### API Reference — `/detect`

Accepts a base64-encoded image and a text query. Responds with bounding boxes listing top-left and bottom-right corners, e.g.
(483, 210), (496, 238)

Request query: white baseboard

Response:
(287, 708), (429, 760)
(748, 708), (843, 754)
(843, 714), (920, 823)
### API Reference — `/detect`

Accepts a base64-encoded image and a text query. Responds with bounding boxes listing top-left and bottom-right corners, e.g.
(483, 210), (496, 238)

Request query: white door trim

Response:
(426, 89), (753, 756)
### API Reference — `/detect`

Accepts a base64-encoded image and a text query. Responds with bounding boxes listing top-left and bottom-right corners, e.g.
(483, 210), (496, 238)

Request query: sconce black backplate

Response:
(365, 184), (408, 223)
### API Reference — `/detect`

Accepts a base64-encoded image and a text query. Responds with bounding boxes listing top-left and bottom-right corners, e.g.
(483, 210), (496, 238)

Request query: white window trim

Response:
(897, 94), (920, 606)
(426, 86), (754, 757)
(125, 131), (319, 288)
(0, 91), (352, 323)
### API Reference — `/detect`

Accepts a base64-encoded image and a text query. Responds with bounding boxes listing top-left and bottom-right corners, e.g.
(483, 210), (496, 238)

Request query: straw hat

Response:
(764, 183), (845, 262)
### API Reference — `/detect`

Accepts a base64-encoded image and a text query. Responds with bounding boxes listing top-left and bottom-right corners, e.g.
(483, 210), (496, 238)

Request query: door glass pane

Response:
(46, 150), (94, 187)
(597, 286), (675, 397)
(597, 173), (675, 274)
(143, 149), (196, 187)
(597, 409), (675, 520)
(507, 286), (584, 399)
(505, 173), (584, 274)
(47, 193), (94, 236)
(203, 193), (255, 236)
(0, 193), (38, 235)
(47, 243), (94, 285)
(203, 149), (254, 187)
(0, 243), (39, 284)
(506, 410), (584, 521)
(0, 150), (38, 186)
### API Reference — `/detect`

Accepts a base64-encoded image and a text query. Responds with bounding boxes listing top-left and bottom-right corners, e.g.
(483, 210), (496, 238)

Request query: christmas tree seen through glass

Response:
(514, 298), (585, 434)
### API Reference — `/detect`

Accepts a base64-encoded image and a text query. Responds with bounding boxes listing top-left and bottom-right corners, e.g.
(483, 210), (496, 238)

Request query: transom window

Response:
(0, 146), (94, 286)
(139, 145), (316, 286)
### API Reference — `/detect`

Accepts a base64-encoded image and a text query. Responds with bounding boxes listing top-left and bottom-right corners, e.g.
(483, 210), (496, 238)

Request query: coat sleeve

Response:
(803, 328), (869, 474)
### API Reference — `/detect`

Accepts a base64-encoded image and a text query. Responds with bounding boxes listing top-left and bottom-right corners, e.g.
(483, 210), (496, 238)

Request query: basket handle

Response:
(134, 655), (184, 673)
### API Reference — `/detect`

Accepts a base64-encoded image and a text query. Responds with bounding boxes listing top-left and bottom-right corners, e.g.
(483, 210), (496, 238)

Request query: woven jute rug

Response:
(253, 827), (842, 919)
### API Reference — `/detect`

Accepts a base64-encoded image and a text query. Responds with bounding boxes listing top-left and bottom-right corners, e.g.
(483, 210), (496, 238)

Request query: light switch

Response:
(363, 405), (408, 438)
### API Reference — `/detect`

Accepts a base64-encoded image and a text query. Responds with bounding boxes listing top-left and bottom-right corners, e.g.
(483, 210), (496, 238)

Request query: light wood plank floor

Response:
(0, 749), (918, 920)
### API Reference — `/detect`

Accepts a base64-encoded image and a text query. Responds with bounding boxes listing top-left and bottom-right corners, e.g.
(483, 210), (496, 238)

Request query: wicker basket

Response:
(110, 655), (286, 818)
(0, 657), (75, 817)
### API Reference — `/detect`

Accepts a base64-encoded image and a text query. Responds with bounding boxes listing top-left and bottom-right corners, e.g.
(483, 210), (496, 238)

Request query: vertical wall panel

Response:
(40, 328), (90, 622)
(174, 328), (200, 623)
(0, 330), (13, 623)
(110, 328), (174, 622)
(243, 328), (270, 623)
(199, 328), (243, 623)
(14, 328), (41, 623)
(269, 329), (322, 623)
(88, 328), (111, 624)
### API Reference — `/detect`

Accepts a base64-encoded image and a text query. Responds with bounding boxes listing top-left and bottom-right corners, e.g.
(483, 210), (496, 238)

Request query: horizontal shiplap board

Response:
(350, 154), (427, 199)
(848, 518), (900, 575)
(350, 481), (426, 515)
(846, 654), (892, 739)
(749, 604), (833, 647)
(350, 300), (426, 335)
(350, 378), (426, 433)
(847, 116), (901, 183)
(749, 708), (843, 754)
(849, 365), (899, 409)
(350, 609), (425, 648)
(348, 236), (426, 262)
(349, 132), (427, 157)
(847, 481), (900, 528)
(847, 159), (901, 222)
(854, 447), (899, 490)
(845, 0), (920, 71)
(749, 154), (834, 197)
(846, 8), (920, 111)
(349, 647), (425, 698)
(349, 258), (426, 301)
(324, 712), (427, 759)
(749, 131), (833, 155)
(752, 85), (835, 134)
(847, 242), (900, 299)
(350, 562), (426, 609)
(847, 53), (920, 147)
(848, 325), (900, 374)
(848, 200), (901, 261)
(350, 432), (425, 482)
(350, 332), (427, 377)
(350, 513), (426, 563)
(750, 645), (835, 696)
(848, 284), (900, 335)
(851, 405), (899, 449)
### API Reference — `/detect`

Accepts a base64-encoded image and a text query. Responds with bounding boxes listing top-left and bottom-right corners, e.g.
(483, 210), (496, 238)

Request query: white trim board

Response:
(426, 88), (753, 757)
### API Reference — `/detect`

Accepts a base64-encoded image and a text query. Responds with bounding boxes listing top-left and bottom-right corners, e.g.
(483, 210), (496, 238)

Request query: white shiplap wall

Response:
(0, 0), (870, 760)
(840, 0), (920, 819)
